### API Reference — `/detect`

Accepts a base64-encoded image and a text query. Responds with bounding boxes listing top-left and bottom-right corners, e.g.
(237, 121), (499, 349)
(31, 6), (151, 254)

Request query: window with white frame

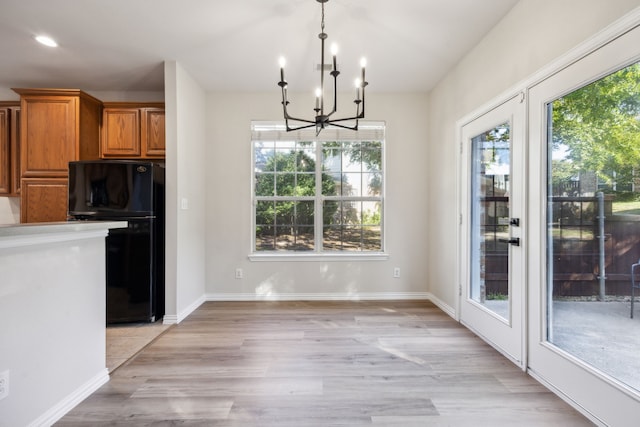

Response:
(252, 122), (385, 254)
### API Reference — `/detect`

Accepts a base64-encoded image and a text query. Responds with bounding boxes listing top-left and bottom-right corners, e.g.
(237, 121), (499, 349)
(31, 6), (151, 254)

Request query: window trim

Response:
(250, 121), (387, 259)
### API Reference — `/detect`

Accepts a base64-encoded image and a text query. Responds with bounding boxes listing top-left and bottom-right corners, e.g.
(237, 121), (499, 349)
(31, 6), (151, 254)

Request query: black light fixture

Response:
(278, 0), (368, 135)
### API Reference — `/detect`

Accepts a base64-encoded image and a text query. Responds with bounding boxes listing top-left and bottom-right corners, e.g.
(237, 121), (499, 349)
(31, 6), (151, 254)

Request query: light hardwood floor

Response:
(106, 322), (171, 372)
(57, 301), (593, 426)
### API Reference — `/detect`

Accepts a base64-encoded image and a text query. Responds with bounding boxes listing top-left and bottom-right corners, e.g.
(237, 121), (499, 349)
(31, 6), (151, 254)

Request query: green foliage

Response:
(486, 292), (508, 301)
(362, 207), (381, 225)
(255, 149), (337, 229)
(551, 63), (640, 183)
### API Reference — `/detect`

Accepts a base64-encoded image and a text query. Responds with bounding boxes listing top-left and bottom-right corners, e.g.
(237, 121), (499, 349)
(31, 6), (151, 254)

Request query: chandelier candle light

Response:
(278, 0), (368, 135)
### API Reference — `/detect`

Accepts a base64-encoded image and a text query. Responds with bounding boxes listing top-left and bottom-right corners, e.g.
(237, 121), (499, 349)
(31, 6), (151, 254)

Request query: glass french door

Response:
(527, 25), (640, 426)
(460, 94), (526, 367)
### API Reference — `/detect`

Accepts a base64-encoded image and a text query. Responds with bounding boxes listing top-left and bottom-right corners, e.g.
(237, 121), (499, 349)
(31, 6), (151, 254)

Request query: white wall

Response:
(87, 91), (164, 102)
(204, 91), (430, 299)
(0, 230), (109, 427)
(427, 0), (640, 310)
(0, 198), (19, 224)
(164, 61), (207, 322)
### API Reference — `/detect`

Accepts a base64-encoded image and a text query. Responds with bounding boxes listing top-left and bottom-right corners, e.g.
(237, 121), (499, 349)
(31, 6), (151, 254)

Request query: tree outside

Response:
(550, 62), (640, 209)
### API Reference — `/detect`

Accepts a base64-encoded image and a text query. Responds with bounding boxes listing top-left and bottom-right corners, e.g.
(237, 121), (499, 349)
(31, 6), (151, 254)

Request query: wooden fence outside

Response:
(485, 195), (640, 298)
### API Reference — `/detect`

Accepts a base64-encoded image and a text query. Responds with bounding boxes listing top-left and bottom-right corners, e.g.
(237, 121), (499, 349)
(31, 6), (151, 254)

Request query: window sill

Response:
(248, 252), (389, 262)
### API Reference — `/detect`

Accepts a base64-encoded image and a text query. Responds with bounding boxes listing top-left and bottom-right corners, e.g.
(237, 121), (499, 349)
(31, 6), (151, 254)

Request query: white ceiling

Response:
(0, 0), (519, 93)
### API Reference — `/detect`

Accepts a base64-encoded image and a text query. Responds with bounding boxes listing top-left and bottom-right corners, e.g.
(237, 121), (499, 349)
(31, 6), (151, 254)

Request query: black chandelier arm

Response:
(360, 82), (367, 118)
(326, 114), (362, 124)
(282, 108), (317, 129)
(329, 70), (339, 116)
(284, 121), (322, 132)
(325, 121), (359, 131)
(284, 114), (316, 125)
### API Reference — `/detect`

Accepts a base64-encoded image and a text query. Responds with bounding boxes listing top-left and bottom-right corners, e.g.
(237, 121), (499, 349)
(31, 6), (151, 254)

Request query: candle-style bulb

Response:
(330, 43), (338, 72)
(279, 57), (286, 68)
(360, 57), (367, 68)
(355, 78), (361, 88)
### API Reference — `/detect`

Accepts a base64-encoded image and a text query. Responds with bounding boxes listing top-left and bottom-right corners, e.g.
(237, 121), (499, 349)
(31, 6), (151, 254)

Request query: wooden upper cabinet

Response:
(101, 102), (165, 159)
(14, 89), (101, 178)
(102, 107), (141, 157)
(0, 102), (21, 196)
(142, 108), (165, 158)
(12, 88), (102, 222)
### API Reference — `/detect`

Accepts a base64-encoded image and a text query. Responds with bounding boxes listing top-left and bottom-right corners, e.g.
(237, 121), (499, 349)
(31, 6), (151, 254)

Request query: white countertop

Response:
(0, 220), (127, 237)
(0, 221), (127, 248)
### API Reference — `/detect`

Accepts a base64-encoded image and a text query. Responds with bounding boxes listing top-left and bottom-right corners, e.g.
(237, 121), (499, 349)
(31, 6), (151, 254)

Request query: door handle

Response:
(499, 237), (520, 246)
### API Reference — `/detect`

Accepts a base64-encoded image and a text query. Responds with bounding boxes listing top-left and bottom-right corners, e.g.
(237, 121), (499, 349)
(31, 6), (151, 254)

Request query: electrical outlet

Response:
(393, 267), (401, 278)
(235, 268), (243, 279)
(0, 370), (9, 401)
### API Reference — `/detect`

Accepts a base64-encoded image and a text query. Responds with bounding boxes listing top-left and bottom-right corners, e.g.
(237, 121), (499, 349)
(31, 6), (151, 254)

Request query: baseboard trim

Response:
(28, 368), (109, 427)
(163, 294), (207, 324)
(205, 292), (432, 301)
(424, 292), (456, 319)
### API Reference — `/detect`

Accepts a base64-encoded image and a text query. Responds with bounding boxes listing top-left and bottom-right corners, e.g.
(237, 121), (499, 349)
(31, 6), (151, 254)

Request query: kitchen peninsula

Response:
(0, 221), (126, 426)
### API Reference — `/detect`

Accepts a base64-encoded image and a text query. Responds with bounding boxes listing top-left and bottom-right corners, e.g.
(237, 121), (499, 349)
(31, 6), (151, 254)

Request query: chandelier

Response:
(278, 0), (368, 135)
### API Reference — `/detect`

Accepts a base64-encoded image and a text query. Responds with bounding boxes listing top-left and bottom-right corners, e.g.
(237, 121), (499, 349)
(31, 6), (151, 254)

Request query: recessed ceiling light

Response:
(35, 35), (58, 47)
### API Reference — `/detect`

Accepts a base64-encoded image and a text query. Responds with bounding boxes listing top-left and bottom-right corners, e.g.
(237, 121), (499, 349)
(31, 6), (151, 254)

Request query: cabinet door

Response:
(20, 178), (68, 223)
(142, 108), (165, 158)
(11, 108), (21, 195)
(102, 108), (141, 157)
(0, 106), (21, 196)
(0, 108), (9, 194)
(21, 96), (78, 178)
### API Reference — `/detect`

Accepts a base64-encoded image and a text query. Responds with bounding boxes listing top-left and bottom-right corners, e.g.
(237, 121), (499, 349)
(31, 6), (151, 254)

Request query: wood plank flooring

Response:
(106, 322), (171, 372)
(56, 300), (593, 426)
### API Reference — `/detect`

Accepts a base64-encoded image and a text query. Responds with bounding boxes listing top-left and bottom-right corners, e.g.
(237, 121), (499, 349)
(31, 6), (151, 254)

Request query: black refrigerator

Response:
(68, 160), (165, 324)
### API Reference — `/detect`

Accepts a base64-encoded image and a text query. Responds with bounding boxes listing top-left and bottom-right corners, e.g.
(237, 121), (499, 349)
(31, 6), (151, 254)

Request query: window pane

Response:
(255, 142), (275, 172)
(322, 171), (339, 196)
(547, 62), (640, 391)
(255, 225), (275, 251)
(364, 172), (382, 197)
(270, 143), (318, 196)
(341, 173), (361, 196)
(322, 200), (382, 251)
(255, 173), (274, 196)
(255, 201), (275, 250)
(267, 201), (315, 251)
(296, 148), (315, 172)
(275, 173), (296, 196)
(470, 122), (510, 318)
